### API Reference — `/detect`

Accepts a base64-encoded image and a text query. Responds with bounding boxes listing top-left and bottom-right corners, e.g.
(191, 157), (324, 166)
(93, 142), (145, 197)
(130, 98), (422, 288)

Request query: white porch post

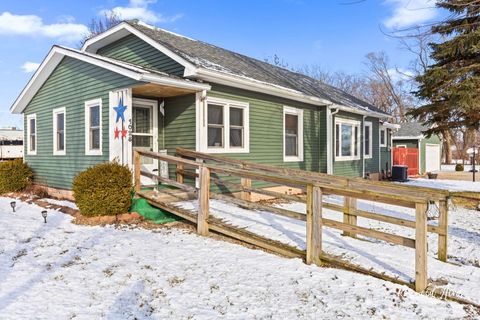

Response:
(109, 88), (133, 169)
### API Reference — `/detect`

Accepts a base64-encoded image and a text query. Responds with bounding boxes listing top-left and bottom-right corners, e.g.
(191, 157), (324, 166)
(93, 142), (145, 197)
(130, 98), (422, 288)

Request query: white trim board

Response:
(85, 98), (103, 156)
(10, 45), (210, 115)
(26, 113), (37, 156)
(52, 107), (66, 156)
(283, 106), (304, 162)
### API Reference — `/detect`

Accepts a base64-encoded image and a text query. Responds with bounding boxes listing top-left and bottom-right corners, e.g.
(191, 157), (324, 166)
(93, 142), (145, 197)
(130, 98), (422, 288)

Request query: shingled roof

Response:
(127, 21), (390, 117)
(393, 122), (428, 138)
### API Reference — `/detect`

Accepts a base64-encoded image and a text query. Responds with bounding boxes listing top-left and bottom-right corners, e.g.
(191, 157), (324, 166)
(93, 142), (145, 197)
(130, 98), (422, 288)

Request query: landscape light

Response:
(41, 210), (47, 223)
(10, 201), (16, 212)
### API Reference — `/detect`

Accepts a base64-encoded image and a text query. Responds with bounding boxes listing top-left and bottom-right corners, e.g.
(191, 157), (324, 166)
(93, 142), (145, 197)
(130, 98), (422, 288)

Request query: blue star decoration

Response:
(113, 97), (127, 123)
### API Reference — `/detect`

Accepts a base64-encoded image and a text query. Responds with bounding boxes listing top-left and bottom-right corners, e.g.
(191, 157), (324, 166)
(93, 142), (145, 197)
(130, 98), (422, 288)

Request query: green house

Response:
(10, 21), (396, 196)
(393, 122), (442, 175)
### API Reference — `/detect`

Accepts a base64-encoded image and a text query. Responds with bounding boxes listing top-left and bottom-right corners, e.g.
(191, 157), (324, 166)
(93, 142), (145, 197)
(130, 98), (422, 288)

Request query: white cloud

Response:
(104, 0), (183, 24)
(388, 68), (414, 81)
(383, 0), (437, 28)
(21, 62), (40, 73)
(0, 12), (88, 42)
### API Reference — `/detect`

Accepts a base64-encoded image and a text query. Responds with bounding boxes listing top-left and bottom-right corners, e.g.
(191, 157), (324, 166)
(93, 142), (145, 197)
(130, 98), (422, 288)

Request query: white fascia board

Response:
(330, 103), (392, 119)
(140, 74), (210, 91)
(392, 135), (423, 140)
(82, 22), (197, 75)
(191, 68), (332, 107)
(10, 46), (144, 114)
(381, 122), (401, 130)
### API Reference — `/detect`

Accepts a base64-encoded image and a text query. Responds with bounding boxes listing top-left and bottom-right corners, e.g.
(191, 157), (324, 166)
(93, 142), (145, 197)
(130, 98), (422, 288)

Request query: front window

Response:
(27, 114), (36, 155)
(364, 122), (372, 158)
(284, 106), (304, 162)
(53, 107), (66, 155)
(85, 99), (102, 155)
(204, 97), (249, 153)
(380, 128), (386, 147)
(335, 119), (361, 161)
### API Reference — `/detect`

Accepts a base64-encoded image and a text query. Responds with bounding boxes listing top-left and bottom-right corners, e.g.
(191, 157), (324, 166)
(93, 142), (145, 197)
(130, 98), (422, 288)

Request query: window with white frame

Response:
(205, 97), (249, 153)
(26, 114), (37, 155)
(283, 106), (304, 162)
(364, 121), (372, 159)
(85, 99), (102, 155)
(53, 107), (66, 155)
(380, 128), (387, 147)
(335, 119), (361, 161)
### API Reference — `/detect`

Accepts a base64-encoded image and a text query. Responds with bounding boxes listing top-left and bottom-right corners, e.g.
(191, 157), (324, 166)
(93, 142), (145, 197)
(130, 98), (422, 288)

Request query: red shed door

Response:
(393, 147), (419, 176)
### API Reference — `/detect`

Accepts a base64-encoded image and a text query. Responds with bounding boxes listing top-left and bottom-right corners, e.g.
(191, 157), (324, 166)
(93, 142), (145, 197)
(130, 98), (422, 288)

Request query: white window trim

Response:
(85, 98), (103, 156)
(52, 107), (66, 156)
(283, 106), (304, 162)
(203, 97), (250, 154)
(335, 118), (361, 161)
(364, 121), (372, 159)
(396, 144), (407, 148)
(26, 113), (37, 155)
(380, 127), (387, 147)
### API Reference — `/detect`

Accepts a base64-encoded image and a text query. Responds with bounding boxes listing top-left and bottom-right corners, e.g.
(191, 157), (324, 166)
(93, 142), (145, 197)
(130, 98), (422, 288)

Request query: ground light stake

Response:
(10, 201), (16, 213)
(41, 210), (47, 223)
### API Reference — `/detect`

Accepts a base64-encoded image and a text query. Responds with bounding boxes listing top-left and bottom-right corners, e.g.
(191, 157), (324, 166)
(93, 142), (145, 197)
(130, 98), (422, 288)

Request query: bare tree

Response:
(78, 11), (121, 48)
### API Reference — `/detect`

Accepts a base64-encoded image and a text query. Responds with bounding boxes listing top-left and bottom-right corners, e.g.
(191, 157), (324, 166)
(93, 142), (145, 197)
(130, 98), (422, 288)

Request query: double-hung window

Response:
(205, 97), (249, 153)
(85, 99), (102, 155)
(26, 114), (37, 155)
(364, 121), (372, 159)
(283, 106), (304, 162)
(53, 107), (66, 155)
(335, 119), (361, 161)
(380, 128), (387, 147)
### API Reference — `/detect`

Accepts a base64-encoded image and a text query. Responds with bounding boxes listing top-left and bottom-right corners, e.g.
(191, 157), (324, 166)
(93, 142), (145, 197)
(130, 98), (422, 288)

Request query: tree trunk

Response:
(441, 130), (453, 164)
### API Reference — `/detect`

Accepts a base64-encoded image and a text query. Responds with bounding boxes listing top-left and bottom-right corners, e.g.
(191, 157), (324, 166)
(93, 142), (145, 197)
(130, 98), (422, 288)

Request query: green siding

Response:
(208, 84), (325, 172)
(97, 34), (185, 76)
(364, 116), (380, 174)
(24, 57), (139, 190)
(380, 129), (393, 173)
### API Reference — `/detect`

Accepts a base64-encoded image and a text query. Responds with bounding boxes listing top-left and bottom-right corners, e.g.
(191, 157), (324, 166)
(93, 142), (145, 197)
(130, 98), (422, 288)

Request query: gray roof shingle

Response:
(393, 122), (428, 138)
(127, 21), (390, 117)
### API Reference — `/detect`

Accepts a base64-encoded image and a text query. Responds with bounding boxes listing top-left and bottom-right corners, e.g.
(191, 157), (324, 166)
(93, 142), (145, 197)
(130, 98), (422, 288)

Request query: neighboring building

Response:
(0, 127), (23, 160)
(392, 122), (442, 175)
(10, 20), (395, 194)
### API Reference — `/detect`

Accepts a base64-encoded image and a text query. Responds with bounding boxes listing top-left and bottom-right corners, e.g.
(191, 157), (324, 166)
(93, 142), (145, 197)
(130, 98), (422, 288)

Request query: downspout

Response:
(327, 106), (339, 174)
(362, 115), (367, 178)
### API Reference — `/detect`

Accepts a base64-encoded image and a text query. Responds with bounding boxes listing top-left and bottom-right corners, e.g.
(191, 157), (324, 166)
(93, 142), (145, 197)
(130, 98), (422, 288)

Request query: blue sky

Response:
(0, 0), (441, 129)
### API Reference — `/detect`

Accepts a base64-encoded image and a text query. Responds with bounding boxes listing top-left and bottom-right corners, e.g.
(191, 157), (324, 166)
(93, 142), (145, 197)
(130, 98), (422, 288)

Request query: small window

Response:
(284, 106), (304, 162)
(53, 107), (66, 155)
(85, 99), (102, 155)
(364, 122), (372, 158)
(26, 114), (36, 155)
(335, 119), (361, 161)
(380, 128), (386, 147)
(204, 97), (249, 153)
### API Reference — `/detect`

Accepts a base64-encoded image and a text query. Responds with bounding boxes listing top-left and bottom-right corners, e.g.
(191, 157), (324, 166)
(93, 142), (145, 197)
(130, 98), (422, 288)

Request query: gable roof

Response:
(393, 122), (428, 139)
(10, 46), (210, 114)
(83, 21), (391, 118)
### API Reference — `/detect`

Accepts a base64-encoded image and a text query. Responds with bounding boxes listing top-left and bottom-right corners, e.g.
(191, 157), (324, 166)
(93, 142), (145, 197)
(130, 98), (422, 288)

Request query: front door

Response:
(132, 98), (158, 186)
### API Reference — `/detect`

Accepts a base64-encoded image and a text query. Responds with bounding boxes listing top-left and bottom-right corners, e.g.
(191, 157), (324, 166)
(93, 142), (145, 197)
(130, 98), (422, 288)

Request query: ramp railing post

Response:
(415, 202), (428, 292)
(438, 200), (448, 262)
(343, 196), (357, 237)
(134, 150), (141, 193)
(306, 184), (323, 265)
(197, 166), (210, 236)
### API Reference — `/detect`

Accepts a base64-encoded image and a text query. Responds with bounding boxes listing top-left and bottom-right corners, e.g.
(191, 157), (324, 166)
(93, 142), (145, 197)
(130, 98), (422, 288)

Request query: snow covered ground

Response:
(176, 196), (480, 306)
(0, 197), (477, 319)
(400, 178), (480, 192)
(441, 164), (474, 172)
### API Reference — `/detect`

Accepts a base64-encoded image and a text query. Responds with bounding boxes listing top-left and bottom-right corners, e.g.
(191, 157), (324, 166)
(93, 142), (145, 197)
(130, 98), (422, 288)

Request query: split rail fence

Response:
(134, 148), (452, 293)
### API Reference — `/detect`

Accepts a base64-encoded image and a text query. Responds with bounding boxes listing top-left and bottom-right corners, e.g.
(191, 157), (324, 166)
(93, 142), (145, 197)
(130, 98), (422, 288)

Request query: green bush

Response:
(455, 163), (464, 171)
(0, 159), (33, 194)
(73, 161), (132, 217)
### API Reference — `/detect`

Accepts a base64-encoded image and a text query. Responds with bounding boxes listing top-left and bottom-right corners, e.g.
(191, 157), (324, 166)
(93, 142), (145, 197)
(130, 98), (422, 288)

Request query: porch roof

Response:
(10, 46), (210, 114)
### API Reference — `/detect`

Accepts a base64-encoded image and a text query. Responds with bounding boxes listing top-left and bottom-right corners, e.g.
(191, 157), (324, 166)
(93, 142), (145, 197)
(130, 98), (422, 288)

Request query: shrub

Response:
(455, 164), (464, 172)
(0, 159), (33, 194)
(73, 161), (132, 217)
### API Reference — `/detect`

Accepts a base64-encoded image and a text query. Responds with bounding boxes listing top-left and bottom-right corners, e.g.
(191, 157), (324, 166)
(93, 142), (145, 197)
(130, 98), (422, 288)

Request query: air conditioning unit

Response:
(391, 165), (408, 182)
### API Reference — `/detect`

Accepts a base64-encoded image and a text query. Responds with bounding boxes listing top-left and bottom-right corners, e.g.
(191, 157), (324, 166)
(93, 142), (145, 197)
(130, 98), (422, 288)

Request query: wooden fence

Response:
(134, 148), (452, 293)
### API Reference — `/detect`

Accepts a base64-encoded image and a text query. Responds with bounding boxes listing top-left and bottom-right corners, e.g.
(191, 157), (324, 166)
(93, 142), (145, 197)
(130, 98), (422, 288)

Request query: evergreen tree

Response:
(409, 1), (480, 135)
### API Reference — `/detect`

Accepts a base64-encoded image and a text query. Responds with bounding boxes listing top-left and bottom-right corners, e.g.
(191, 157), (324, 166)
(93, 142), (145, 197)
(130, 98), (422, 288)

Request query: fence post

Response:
(415, 202), (428, 292)
(343, 197), (357, 237)
(134, 151), (141, 193)
(197, 166), (210, 236)
(438, 200), (448, 262)
(306, 184), (323, 265)
(176, 163), (184, 184)
(240, 178), (252, 201)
